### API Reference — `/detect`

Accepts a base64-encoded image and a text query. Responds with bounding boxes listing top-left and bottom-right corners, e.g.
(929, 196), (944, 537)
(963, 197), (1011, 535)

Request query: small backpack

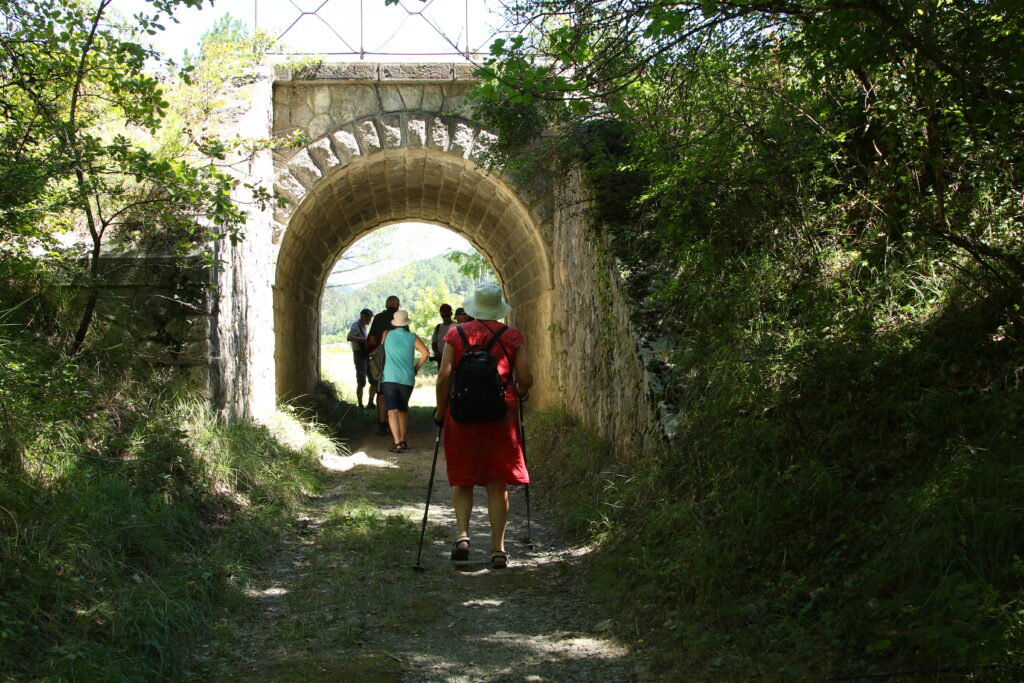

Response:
(449, 324), (510, 423)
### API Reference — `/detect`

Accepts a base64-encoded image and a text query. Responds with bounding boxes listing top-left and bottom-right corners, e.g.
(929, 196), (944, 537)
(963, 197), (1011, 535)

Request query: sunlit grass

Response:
(321, 343), (437, 407)
(0, 343), (338, 681)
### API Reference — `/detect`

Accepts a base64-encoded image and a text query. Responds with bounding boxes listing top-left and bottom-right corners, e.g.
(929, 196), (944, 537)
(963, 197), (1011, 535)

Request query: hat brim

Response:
(463, 297), (511, 321)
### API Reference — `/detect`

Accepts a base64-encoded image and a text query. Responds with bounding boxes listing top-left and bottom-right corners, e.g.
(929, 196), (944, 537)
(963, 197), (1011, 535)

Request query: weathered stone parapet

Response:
(274, 61), (480, 83)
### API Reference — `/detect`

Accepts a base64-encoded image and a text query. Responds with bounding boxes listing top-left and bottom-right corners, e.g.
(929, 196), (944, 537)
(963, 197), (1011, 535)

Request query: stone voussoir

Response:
(273, 170), (309, 205)
(286, 149), (324, 188)
(331, 126), (362, 162)
(353, 118), (383, 155)
(470, 129), (499, 163)
(379, 113), (403, 149)
(404, 113), (429, 149)
(427, 115), (451, 152)
(306, 136), (340, 173)
(449, 120), (477, 158)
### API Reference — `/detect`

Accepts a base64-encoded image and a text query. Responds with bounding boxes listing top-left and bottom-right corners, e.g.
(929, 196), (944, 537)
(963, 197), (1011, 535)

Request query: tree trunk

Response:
(70, 240), (102, 355)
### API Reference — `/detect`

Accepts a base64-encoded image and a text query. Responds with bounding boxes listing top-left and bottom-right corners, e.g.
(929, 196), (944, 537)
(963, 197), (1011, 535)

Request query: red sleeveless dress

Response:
(442, 320), (529, 487)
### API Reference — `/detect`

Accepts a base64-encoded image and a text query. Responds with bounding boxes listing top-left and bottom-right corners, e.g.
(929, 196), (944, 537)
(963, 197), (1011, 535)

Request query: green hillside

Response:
(320, 252), (494, 343)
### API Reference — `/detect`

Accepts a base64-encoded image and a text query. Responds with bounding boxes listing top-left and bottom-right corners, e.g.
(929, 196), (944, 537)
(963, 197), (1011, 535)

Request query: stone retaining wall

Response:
(88, 254), (213, 391)
(549, 170), (662, 456)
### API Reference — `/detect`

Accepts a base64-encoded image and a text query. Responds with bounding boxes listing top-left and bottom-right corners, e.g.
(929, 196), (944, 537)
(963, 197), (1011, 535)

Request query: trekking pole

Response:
(518, 397), (534, 549)
(412, 423), (443, 572)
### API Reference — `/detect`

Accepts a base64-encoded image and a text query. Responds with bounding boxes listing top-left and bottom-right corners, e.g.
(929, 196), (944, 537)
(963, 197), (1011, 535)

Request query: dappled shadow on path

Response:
(189, 419), (645, 682)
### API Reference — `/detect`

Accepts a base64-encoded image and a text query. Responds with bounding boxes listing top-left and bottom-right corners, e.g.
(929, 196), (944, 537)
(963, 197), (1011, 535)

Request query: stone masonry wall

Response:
(271, 62), (478, 145)
(549, 169), (662, 456)
(210, 66), (278, 421)
(89, 254), (213, 391)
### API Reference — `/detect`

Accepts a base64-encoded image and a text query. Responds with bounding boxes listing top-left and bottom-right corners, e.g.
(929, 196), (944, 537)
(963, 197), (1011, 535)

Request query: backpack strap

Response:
(455, 323), (511, 364)
(480, 323), (512, 387)
(483, 324), (508, 352)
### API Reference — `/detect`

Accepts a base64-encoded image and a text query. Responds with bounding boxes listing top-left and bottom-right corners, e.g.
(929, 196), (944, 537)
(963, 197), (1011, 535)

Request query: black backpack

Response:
(449, 324), (510, 423)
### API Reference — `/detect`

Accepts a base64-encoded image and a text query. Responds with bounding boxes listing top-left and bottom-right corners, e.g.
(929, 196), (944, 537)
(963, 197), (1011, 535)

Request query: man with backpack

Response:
(433, 283), (533, 569)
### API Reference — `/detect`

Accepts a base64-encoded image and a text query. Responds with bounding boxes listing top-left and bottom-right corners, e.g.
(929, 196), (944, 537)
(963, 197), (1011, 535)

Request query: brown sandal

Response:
(451, 536), (471, 561)
(490, 550), (508, 569)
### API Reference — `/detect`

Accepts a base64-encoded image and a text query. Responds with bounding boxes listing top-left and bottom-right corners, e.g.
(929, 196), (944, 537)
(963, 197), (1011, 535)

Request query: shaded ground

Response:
(189, 412), (646, 682)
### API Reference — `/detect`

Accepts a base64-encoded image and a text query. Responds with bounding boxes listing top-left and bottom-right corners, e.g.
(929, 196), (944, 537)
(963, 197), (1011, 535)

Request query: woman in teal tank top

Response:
(380, 310), (429, 452)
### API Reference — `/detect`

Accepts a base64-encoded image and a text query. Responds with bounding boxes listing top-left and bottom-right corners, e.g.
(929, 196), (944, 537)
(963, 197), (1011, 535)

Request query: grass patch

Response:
(0, 311), (338, 679)
(527, 375), (1024, 680)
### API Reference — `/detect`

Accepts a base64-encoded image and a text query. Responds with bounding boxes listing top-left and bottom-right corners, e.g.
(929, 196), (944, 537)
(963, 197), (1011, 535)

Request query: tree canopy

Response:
(469, 0), (1024, 675)
(0, 0), (280, 352)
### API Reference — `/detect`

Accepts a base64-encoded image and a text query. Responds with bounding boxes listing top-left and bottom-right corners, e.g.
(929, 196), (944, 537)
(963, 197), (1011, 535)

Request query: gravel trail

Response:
(190, 421), (647, 682)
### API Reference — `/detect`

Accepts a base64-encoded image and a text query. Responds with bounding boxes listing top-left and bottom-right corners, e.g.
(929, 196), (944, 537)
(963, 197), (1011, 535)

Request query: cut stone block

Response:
(331, 127), (361, 163)
(287, 149), (323, 188)
(449, 121), (477, 158)
(380, 63), (453, 81)
(405, 114), (428, 148)
(428, 116), (450, 151)
(307, 137), (340, 172)
(354, 119), (382, 154)
(274, 171), (308, 204)
(379, 114), (402, 149)
(379, 85), (405, 112)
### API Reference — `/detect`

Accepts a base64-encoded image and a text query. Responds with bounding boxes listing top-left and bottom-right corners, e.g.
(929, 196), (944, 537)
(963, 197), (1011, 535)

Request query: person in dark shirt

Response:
(346, 308), (373, 408)
(430, 303), (455, 365)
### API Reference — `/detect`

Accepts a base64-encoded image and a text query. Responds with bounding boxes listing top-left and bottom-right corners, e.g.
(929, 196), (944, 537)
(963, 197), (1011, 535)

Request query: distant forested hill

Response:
(320, 253), (492, 342)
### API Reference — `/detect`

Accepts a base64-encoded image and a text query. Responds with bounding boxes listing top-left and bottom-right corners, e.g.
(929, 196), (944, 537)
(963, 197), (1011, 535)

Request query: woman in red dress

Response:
(433, 283), (533, 569)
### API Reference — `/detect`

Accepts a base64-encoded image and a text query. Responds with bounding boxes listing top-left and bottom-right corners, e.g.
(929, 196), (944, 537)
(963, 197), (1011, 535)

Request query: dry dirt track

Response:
(190, 420), (649, 682)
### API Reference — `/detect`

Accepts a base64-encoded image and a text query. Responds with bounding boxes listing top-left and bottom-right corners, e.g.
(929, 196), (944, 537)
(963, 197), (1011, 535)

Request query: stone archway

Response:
(270, 113), (554, 405)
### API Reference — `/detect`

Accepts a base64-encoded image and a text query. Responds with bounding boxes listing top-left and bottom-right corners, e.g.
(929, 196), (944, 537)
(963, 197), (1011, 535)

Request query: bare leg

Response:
(387, 409), (401, 446)
(397, 410), (409, 444)
(452, 485), (474, 539)
(485, 481), (509, 553)
(377, 389), (386, 424)
(356, 385), (364, 408)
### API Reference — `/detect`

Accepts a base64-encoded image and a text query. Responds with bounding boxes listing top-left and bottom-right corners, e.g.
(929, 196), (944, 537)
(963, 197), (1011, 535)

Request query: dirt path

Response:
(190, 421), (647, 682)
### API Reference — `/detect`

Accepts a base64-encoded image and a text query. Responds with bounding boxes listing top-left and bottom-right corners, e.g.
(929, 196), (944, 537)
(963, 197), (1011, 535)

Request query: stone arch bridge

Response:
(129, 63), (656, 451)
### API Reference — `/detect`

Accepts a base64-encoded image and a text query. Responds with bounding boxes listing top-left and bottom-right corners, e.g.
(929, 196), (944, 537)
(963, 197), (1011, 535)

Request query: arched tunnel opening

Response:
(273, 147), (554, 407)
(317, 222), (498, 402)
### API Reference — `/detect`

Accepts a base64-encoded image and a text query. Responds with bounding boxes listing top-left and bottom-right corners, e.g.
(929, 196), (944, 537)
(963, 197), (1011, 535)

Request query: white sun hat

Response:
(391, 309), (410, 326)
(463, 283), (511, 320)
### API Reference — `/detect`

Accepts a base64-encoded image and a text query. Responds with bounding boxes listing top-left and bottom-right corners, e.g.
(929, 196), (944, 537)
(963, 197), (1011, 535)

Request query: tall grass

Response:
(528, 279), (1024, 679)
(0, 317), (337, 679)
